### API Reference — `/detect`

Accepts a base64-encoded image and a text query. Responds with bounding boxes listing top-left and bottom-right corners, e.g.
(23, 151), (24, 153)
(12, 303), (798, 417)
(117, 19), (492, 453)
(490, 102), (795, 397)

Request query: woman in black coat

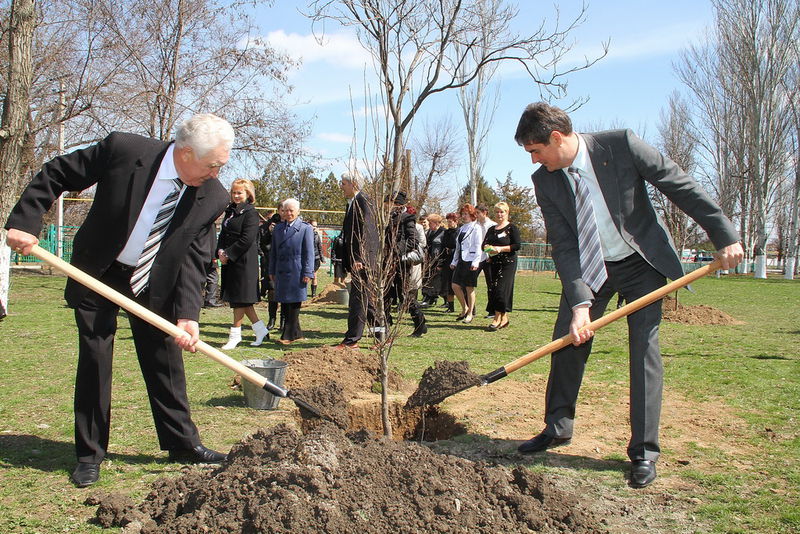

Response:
(482, 201), (521, 331)
(217, 179), (269, 348)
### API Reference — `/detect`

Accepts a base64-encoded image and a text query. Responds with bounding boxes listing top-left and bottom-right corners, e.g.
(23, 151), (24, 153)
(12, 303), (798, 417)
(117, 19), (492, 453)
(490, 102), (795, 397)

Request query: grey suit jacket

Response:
(5, 132), (229, 321)
(532, 129), (739, 307)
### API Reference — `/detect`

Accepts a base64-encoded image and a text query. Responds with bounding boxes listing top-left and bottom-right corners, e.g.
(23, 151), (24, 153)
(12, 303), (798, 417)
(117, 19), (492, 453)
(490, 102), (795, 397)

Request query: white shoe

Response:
(221, 326), (242, 350)
(250, 320), (269, 346)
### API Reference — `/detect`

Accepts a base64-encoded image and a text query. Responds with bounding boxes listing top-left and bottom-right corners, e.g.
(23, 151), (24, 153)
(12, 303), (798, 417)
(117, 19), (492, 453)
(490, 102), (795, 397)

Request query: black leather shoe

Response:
(517, 431), (572, 454)
(71, 462), (100, 487)
(629, 459), (657, 488)
(168, 445), (227, 464)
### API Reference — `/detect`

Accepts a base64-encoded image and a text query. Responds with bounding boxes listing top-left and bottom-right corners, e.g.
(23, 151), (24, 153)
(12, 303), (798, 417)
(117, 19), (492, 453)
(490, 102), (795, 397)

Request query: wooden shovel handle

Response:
(501, 259), (723, 375)
(29, 245), (284, 395)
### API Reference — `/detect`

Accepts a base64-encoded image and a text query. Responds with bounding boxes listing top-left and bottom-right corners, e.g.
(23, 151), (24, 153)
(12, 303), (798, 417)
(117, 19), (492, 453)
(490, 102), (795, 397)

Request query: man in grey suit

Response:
(514, 102), (743, 488)
(6, 114), (234, 487)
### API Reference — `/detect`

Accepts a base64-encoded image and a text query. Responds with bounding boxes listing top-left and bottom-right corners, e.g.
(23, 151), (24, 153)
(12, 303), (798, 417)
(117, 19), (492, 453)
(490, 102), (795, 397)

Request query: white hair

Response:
(341, 170), (362, 190)
(175, 113), (235, 157)
(281, 198), (300, 211)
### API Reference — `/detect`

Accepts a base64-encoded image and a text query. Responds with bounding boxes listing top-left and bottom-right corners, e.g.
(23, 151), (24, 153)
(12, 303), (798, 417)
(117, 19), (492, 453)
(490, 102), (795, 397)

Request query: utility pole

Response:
(56, 79), (65, 258)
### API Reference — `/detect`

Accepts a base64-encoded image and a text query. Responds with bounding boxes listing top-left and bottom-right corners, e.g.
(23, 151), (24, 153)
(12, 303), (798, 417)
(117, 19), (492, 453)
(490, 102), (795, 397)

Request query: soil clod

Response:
(292, 381), (350, 430)
(406, 360), (482, 407)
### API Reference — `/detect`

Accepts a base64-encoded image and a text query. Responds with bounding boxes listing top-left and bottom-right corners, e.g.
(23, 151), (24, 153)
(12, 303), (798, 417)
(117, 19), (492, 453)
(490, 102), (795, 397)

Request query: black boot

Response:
(266, 301), (278, 330)
(446, 301), (455, 313)
(311, 284), (317, 298)
(410, 312), (427, 337)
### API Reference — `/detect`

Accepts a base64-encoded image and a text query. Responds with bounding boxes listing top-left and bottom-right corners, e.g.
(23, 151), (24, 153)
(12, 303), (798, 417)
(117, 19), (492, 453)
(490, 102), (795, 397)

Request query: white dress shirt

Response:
(564, 134), (634, 262)
(117, 144), (186, 265)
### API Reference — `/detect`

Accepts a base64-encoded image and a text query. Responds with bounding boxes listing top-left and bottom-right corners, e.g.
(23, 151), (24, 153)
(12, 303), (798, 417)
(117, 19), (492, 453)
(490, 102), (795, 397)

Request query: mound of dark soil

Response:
(92, 424), (607, 533)
(406, 360), (482, 407)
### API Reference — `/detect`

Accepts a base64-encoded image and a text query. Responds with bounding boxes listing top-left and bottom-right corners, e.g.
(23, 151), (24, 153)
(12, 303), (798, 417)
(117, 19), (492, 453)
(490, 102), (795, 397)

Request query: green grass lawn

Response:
(0, 268), (797, 533)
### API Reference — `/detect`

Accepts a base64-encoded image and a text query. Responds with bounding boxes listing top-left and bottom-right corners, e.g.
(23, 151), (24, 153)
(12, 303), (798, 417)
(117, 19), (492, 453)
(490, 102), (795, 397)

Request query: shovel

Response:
(28, 244), (328, 419)
(415, 259), (723, 406)
(480, 259), (723, 384)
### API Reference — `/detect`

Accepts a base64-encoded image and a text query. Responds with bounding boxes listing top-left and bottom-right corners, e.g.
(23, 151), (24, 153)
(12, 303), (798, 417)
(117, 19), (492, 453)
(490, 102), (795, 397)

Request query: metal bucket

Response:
(240, 359), (288, 410)
(334, 287), (350, 306)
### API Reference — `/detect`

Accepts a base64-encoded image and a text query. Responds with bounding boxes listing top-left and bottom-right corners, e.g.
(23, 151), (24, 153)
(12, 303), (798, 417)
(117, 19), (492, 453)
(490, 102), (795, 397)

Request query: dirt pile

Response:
(662, 298), (743, 326)
(307, 281), (347, 305)
(281, 346), (408, 399)
(92, 423), (608, 533)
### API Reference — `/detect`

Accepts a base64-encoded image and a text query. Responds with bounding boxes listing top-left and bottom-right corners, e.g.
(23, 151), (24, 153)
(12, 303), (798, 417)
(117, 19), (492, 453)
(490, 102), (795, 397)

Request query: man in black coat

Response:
(334, 171), (379, 349)
(383, 191), (427, 337)
(5, 113), (234, 487)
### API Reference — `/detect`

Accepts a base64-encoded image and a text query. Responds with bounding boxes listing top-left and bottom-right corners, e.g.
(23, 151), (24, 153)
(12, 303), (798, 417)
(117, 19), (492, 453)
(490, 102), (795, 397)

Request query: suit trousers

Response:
(544, 252), (665, 462)
(342, 269), (375, 345)
(73, 262), (200, 463)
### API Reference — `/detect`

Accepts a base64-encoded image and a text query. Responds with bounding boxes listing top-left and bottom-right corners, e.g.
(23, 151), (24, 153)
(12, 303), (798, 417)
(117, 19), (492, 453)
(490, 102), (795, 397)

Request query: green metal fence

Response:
(10, 224), (78, 264)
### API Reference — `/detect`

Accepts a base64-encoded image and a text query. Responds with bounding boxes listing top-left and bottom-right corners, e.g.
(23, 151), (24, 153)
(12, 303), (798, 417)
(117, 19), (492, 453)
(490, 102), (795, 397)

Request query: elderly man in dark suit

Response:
(5, 113), (234, 488)
(334, 171), (379, 349)
(514, 102), (743, 488)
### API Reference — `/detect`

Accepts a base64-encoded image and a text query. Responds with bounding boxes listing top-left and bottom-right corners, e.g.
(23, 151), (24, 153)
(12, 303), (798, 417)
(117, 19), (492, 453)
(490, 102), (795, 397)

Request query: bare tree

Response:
(0, 0), (35, 317)
(410, 116), (461, 211)
(784, 59), (800, 278)
(677, 0), (798, 276)
(454, 0), (501, 206)
(72, 0), (307, 170)
(717, 0), (795, 277)
(653, 92), (699, 255)
(309, 0), (604, 193)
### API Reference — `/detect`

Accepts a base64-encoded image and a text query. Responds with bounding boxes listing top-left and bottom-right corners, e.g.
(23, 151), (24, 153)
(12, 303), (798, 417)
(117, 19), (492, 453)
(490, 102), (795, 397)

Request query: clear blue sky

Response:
(251, 1), (715, 209)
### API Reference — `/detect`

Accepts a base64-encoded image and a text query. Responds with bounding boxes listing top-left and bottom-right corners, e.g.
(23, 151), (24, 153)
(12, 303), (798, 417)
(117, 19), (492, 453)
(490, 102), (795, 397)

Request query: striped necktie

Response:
(130, 178), (184, 296)
(569, 167), (607, 292)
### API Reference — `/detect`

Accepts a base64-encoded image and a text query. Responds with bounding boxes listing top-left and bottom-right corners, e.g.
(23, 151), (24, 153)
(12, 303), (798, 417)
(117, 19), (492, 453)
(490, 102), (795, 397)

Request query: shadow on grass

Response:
(0, 434), (154, 472)
(749, 354), (794, 361)
(426, 434), (629, 473)
(206, 393), (247, 407)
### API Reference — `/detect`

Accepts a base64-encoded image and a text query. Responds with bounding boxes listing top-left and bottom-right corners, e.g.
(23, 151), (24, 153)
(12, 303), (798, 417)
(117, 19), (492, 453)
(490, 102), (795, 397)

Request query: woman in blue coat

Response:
(269, 198), (315, 344)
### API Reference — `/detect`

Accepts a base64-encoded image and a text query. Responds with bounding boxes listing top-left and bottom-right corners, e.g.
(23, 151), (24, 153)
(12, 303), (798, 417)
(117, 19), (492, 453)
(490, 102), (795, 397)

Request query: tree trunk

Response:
(0, 0), (36, 317)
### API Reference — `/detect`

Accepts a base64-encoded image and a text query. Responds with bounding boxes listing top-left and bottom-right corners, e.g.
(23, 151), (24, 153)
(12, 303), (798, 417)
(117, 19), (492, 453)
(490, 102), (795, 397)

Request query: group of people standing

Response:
(5, 100), (744, 493)
(419, 202), (521, 332)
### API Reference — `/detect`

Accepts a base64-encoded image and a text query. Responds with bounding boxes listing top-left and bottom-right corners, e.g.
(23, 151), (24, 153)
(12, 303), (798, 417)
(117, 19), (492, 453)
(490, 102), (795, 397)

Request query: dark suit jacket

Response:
(533, 129), (740, 308)
(218, 202), (260, 304)
(5, 132), (229, 321)
(341, 191), (378, 272)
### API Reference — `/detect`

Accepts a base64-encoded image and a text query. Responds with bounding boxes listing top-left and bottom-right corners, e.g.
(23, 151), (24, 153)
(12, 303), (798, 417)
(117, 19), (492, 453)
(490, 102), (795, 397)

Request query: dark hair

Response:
(514, 102), (573, 145)
(476, 203), (489, 214)
(445, 212), (458, 222)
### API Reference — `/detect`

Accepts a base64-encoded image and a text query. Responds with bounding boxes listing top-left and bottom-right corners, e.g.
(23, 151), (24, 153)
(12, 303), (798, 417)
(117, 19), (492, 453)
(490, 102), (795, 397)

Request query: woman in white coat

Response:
(449, 203), (482, 323)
